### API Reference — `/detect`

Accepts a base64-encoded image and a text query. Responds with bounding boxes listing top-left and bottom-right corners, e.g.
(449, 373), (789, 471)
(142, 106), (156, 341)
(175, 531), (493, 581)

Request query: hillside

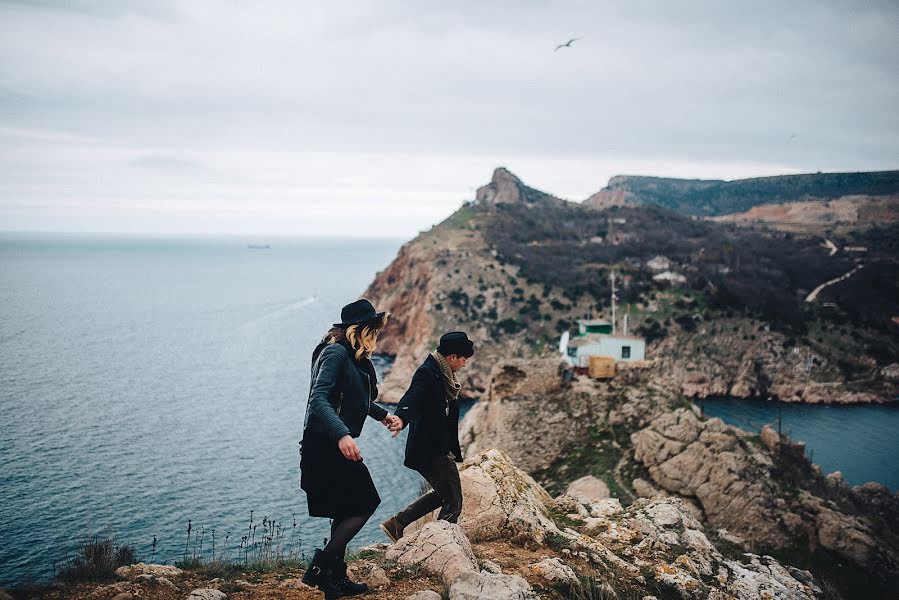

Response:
(584, 170), (899, 216)
(365, 168), (898, 405)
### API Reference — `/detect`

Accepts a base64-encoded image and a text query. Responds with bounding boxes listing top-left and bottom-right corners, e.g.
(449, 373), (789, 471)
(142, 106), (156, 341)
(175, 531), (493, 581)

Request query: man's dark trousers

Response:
(396, 454), (462, 525)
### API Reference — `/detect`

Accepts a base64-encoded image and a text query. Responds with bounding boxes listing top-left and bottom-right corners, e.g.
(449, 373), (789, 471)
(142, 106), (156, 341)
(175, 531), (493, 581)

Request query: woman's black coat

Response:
(394, 355), (462, 471)
(302, 340), (389, 445)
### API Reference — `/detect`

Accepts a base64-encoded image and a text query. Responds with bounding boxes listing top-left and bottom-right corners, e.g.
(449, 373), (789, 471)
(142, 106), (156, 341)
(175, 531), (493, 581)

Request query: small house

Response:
(564, 334), (646, 367)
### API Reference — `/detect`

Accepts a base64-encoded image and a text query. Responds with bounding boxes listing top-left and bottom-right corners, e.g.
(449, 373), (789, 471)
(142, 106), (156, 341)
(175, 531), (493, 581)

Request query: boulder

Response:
(480, 559), (503, 574)
(187, 590), (227, 600)
(115, 562), (183, 579)
(457, 449), (559, 544)
(566, 475), (610, 502)
(133, 574), (177, 590)
(386, 521), (478, 585)
(528, 557), (577, 583)
(448, 570), (536, 600)
(349, 561), (390, 588)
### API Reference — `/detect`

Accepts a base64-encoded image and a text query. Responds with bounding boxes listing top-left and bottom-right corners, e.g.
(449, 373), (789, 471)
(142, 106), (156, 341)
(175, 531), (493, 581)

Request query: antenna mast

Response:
(611, 271), (617, 335)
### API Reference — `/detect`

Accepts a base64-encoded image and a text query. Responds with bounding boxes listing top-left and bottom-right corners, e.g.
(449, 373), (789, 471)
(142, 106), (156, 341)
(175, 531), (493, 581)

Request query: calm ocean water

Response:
(699, 397), (899, 491)
(0, 233), (425, 586)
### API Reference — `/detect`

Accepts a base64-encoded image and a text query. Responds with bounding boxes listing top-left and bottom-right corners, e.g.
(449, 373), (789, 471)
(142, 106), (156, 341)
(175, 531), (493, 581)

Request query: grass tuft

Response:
(56, 535), (138, 583)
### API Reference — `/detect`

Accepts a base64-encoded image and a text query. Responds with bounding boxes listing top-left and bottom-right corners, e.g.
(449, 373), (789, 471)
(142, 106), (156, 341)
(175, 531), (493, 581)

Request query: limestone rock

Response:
(133, 574), (177, 590)
(566, 475), (610, 502)
(632, 477), (662, 498)
(480, 559), (503, 574)
(406, 592), (442, 600)
(528, 557), (577, 583)
(350, 561), (390, 588)
(115, 562), (183, 579)
(631, 407), (899, 576)
(110, 594), (132, 600)
(386, 520), (478, 585)
(456, 448), (560, 544)
(187, 590), (227, 600)
(582, 497), (821, 599)
(448, 570), (536, 600)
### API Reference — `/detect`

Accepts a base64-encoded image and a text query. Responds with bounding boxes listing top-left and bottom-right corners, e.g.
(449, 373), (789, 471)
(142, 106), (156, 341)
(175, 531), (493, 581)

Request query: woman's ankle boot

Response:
(302, 549), (343, 599)
(335, 558), (368, 596)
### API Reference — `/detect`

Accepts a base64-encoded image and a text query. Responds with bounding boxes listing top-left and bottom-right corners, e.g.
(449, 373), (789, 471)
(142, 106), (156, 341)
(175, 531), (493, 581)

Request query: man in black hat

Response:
(379, 331), (475, 543)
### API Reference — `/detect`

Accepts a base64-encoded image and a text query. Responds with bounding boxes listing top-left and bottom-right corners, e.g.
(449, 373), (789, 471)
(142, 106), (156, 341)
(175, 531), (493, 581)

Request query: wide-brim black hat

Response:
(437, 331), (475, 358)
(333, 298), (386, 328)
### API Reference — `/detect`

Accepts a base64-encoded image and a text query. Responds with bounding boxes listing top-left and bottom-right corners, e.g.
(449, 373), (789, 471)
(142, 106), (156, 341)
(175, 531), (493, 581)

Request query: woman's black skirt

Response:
(300, 432), (381, 518)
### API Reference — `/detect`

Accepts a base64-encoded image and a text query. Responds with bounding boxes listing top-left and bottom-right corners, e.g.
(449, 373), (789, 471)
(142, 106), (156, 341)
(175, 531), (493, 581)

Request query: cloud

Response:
(0, 0), (896, 234)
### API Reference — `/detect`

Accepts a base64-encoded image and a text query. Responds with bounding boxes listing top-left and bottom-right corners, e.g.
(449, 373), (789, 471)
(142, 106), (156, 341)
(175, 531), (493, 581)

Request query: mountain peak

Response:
(475, 167), (556, 206)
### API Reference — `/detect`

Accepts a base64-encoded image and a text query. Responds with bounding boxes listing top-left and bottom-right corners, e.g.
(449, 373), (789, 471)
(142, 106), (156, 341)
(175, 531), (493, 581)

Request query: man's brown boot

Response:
(379, 516), (404, 543)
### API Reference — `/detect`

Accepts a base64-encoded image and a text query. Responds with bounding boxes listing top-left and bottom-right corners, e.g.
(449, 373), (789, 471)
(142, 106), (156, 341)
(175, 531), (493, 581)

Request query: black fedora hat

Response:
(334, 298), (386, 328)
(437, 331), (475, 358)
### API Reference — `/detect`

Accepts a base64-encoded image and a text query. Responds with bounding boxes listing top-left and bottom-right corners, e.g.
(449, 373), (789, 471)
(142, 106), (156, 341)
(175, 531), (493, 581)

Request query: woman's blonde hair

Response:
(333, 313), (390, 361)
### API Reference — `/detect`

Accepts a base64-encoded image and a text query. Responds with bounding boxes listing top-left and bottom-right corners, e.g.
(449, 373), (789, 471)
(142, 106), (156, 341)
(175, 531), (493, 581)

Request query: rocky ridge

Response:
(459, 359), (899, 596)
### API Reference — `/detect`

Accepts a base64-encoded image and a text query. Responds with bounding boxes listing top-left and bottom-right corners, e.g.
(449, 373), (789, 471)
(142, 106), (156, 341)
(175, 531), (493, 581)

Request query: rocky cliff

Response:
(365, 168), (897, 404)
(459, 360), (899, 598)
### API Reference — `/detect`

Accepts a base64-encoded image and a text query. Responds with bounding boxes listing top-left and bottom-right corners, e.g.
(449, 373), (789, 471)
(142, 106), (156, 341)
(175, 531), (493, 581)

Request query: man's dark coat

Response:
(394, 354), (462, 471)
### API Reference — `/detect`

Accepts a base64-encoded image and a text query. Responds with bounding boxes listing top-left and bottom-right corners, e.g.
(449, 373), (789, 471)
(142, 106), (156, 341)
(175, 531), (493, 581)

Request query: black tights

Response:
(323, 512), (372, 559)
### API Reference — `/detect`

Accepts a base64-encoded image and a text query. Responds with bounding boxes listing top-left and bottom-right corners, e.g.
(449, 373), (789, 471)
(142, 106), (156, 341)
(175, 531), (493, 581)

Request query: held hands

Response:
(337, 435), (362, 462)
(387, 415), (404, 438)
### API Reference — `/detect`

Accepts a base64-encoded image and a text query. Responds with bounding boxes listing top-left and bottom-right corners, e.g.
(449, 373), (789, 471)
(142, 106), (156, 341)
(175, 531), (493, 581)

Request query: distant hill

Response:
(584, 170), (899, 216)
(364, 168), (898, 408)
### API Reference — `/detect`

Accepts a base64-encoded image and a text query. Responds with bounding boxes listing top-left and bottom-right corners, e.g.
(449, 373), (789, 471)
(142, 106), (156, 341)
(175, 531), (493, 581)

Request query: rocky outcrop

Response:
(390, 448), (820, 599)
(631, 408), (899, 576)
(559, 494), (822, 599)
(385, 521), (479, 585)
(474, 167), (558, 206)
(458, 449), (559, 544)
(115, 563), (183, 579)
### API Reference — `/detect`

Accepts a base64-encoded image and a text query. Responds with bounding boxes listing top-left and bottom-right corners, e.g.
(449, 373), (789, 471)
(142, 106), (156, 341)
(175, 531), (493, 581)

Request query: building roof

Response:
(568, 333), (644, 347)
(577, 318), (612, 326)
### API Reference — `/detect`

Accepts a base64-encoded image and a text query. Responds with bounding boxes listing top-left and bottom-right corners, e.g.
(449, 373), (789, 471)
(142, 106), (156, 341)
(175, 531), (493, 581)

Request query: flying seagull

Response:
(554, 38), (578, 51)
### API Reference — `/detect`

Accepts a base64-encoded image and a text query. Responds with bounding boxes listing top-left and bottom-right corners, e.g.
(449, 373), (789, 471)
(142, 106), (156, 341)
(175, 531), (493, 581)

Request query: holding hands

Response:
(382, 414), (404, 438)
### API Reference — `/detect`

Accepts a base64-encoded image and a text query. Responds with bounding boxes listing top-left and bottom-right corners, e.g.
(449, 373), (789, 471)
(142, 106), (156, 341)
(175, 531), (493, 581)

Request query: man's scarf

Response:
(431, 350), (462, 414)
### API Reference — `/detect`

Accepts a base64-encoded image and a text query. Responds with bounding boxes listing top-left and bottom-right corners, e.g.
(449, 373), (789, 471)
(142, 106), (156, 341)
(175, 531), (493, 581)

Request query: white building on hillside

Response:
(563, 333), (646, 367)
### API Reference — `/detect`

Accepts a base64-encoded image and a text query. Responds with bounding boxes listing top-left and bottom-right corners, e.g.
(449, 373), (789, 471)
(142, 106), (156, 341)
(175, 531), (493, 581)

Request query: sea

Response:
(699, 396), (899, 492)
(0, 233), (420, 586)
(2, 234), (898, 586)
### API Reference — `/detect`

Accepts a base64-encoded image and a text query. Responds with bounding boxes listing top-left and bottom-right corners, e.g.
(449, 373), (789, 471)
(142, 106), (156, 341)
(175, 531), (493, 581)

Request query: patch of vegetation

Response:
(533, 426), (628, 499)
(56, 535), (138, 583)
(485, 201), (898, 339)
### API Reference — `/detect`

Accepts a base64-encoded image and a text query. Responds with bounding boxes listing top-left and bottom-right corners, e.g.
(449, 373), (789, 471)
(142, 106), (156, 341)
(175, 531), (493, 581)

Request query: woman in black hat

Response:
(300, 298), (400, 599)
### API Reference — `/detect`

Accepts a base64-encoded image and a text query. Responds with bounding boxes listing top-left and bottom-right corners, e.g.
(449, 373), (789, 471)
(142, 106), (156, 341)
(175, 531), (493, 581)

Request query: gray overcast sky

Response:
(1, 0), (896, 236)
